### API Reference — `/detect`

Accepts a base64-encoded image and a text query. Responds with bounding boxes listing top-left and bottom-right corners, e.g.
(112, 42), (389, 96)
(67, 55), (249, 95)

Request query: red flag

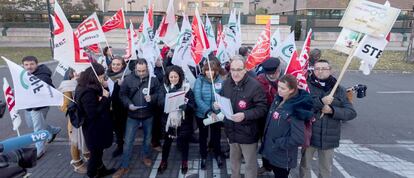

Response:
(191, 8), (210, 65)
(87, 44), (100, 54)
(138, 6), (154, 32)
(285, 30), (311, 91)
(102, 9), (126, 32)
(216, 20), (223, 45)
(74, 33), (91, 63)
(157, 16), (168, 37)
(245, 20), (271, 70)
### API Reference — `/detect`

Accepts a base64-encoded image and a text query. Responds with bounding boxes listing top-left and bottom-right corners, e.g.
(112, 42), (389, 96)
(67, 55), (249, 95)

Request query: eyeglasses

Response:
(135, 69), (147, 73)
(314, 67), (331, 71)
(230, 68), (244, 72)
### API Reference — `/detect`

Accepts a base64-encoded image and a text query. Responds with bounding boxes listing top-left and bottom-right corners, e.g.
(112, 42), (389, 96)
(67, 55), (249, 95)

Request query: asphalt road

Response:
(0, 62), (413, 177)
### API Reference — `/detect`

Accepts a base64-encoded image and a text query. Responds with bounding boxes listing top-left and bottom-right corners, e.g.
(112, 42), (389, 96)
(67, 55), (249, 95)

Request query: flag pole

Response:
(320, 33), (362, 119)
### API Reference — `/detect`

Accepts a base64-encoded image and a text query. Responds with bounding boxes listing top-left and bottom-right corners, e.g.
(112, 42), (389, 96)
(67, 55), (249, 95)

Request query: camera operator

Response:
(299, 59), (357, 178)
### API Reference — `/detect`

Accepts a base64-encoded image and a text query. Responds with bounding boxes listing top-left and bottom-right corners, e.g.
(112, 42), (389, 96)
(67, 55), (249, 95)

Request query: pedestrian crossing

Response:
(29, 140), (414, 178)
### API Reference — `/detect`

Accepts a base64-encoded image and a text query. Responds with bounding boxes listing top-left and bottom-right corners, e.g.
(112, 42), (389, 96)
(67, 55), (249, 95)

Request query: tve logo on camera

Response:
(30, 131), (49, 142)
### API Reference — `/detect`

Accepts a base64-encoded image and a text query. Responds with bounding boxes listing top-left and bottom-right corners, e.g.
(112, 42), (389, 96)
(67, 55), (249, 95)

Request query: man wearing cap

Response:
(256, 57), (281, 105)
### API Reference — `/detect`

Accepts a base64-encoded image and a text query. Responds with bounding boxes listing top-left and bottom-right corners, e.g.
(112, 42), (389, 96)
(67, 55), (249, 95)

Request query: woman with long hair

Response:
(106, 57), (129, 157)
(259, 74), (313, 178)
(75, 63), (115, 177)
(157, 65), (196, 175)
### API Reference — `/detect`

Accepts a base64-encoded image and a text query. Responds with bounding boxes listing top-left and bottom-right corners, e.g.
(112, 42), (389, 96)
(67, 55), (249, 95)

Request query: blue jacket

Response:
(193, 75), (224, 118)
(259, 89), (313, 169)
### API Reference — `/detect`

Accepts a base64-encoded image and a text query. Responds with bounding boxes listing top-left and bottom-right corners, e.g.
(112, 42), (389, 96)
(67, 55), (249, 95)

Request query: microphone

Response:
(0, 130), (51, 153)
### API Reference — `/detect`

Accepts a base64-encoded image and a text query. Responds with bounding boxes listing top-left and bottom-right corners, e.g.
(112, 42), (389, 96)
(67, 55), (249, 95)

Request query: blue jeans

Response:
(120, 117), (153, 168)
(24, 107), (48, 156)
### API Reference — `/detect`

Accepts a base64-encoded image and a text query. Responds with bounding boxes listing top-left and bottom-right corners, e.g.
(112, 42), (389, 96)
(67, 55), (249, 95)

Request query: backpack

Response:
(66, 93), (85, 128)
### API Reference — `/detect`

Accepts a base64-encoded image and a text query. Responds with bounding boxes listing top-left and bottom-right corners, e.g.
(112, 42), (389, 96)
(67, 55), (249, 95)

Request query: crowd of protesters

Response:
(23, 46), (356, 178)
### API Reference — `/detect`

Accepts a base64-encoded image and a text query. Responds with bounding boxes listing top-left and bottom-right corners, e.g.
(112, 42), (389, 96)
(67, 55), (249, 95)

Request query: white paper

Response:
(107, 78), (115, 96)
(214, 93), (233, 120)
(164, 91), (186, 113)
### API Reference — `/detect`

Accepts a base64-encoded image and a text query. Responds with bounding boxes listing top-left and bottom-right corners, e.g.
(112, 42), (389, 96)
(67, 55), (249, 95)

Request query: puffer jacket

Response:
(119, 72), (160, 119)
(308, 76), (357, 149)
(194, 75), (224, 118)
(259, 89), (313, 169)
(220, 75), (268, 144)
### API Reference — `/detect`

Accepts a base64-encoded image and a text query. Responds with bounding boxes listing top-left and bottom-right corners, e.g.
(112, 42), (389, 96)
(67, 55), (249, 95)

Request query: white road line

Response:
(178, 159), (198, 178)
(311, 170), (317, 178)
(148, 153), (161, 178)
(376, 91), (414, 94)
(333, 158), (354, 178)
(336, 140), (414, 177)
(226, 159), (231, 175)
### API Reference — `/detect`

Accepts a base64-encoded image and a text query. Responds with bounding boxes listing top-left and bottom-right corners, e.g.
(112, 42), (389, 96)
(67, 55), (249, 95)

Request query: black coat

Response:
(308, 77), (357, 149)
(259, 90), (313, 169)
(119, 73), (160, 119)
(158, 85), (196, 138)
(220, 75), (268, 144)
(75, 87), (113, 151)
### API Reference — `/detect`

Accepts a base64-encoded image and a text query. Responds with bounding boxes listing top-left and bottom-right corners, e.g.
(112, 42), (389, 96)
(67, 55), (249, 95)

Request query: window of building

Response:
(273, 0), (277, 3)
(187, 2), (198, 8)
(233, 2), (243, 8)
(201, 2), (228, 8)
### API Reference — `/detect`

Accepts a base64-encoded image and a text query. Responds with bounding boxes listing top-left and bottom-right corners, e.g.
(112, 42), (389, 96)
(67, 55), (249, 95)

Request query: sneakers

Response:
(112, 168), (129, 178)
(70, 160), (87, 174)
(143, 158), (152, 167)
(48, 127), (62, 143)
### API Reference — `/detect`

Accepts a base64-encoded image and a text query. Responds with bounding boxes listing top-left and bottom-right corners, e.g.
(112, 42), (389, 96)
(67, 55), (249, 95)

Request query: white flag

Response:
(156, 0), (180, 47)
(216, 37), (230, 64)
(52, 2), (89, 73)
(223, 10), (238, 57)
(277, 32), (295, 64)
(205, 14), (217, 51)
(270, 29), (281, 57)
(2, 57), (64, 110)
(55, 62), (70, 76)
(139, 10), (159, 74)
(172, 14), (194, 67)
(74, 13), (107, 48)
(3, 78), (22, 131)
(354, 34), (389, 75)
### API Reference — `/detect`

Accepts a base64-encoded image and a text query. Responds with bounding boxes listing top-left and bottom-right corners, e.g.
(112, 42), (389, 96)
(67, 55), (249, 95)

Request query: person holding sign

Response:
(156, 65), (196, 175)
(259, 74), (313, 178)
(115, 59), (160, 177)
(194, 59), (225, 169)
(215, 55), (268, 178)
(299, 60), (357, 178)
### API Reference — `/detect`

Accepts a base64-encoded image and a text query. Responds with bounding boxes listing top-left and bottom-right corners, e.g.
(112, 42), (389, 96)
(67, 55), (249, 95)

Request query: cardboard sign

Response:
(339, 0), (400, 38)
(333, 28), (363, 55)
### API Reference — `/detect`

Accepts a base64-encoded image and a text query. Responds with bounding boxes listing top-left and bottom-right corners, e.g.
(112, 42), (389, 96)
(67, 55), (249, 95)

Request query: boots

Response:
(157, 160), (168, 174)
(112, 144), (123, 158)
(181, 161), (188, 174)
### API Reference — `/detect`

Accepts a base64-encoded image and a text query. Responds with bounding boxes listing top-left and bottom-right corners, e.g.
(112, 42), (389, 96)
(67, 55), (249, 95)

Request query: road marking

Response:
(178, 159), (198, 178)
(333, 158), (354, 178)
(376, 91), (414, 94)
(226, 159), (231, 175)
(148, 153), (161, 178)
(198, 159), (206, 178)
(336, 139), (414, 177)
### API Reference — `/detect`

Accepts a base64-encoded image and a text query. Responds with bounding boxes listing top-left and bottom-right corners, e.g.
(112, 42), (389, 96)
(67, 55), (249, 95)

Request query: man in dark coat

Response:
(299, 59), (357, 178)
(216, 55), (268, 178)
(114, 58), (160, 177)
(21, 56), (61, 158)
